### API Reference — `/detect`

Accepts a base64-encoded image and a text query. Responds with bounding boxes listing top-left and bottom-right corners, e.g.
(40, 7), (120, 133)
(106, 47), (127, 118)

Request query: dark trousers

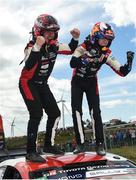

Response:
(71, 77), (104, 145)
(19, 81), (60, 153)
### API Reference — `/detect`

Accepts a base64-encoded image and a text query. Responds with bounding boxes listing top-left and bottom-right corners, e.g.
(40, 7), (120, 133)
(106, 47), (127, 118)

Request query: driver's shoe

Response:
(96, 143), (106, 156)
(73, 144), (85, 154)
(26, 152), (46, 162)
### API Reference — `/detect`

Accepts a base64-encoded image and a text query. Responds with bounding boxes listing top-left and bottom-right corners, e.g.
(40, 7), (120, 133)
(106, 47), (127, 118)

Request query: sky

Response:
(0, 0), (136, 137)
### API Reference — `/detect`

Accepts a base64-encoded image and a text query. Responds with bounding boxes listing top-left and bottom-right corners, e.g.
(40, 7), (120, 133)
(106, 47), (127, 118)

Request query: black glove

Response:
(127, 51), (134, 63)
(120, 51), (134, 76)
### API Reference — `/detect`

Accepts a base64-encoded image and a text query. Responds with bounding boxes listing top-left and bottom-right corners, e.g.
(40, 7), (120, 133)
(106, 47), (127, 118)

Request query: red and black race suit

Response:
(19, 38), (78, 153)
(70, 42), (132, 145)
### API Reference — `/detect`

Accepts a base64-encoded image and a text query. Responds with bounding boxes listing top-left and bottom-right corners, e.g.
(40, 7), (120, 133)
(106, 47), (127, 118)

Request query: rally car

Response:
(0, 151), (136, 179)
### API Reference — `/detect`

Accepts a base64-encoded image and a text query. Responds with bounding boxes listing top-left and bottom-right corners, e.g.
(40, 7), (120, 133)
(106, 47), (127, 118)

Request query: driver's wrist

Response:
(32, 43), (41, 52)
(73, 37), (79, 41)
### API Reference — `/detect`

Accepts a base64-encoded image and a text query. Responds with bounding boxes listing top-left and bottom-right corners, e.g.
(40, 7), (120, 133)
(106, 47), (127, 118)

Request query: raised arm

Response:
(21, 36), (45, 69)
(58, 28), (80, 55)
(106, 51), (134, 76)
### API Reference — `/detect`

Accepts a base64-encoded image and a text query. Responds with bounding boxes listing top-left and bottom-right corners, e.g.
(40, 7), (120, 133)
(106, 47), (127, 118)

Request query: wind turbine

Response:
(11, 117), (15, 137)
(57, 88), (71, 129)
(57, 99), (66, 129)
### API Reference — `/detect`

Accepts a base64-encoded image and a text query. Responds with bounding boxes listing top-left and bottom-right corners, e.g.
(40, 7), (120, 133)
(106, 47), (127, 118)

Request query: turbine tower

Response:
(11, 117), (15, 137)
(57, 99), (66, 129)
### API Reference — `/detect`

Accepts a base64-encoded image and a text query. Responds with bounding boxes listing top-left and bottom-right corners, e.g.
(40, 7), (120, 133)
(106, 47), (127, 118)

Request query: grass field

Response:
(108, 146), (136, 163)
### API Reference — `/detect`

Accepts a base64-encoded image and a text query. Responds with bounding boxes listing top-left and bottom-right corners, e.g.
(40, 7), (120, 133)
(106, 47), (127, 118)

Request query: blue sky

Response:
(0, 0), (136, 137)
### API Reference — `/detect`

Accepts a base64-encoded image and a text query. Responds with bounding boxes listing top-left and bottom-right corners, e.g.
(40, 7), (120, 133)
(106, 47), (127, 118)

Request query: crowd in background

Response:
(106, 128), (136, 148)
(54, 127), (136, 152)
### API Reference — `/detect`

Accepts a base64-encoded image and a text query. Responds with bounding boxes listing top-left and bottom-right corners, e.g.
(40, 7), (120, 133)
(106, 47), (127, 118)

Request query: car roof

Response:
(0, 152), (128, 171)
(1, 152), (135, 179)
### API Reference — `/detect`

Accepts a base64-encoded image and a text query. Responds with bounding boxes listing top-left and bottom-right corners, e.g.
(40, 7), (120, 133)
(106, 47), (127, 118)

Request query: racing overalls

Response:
(70, 41), (132, 146)
(19, 38), (78, 153)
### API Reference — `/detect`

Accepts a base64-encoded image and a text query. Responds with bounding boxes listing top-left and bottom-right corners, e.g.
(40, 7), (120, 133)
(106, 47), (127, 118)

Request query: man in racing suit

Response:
(70, 22), (134, 156)
(19, 14), (80, 162)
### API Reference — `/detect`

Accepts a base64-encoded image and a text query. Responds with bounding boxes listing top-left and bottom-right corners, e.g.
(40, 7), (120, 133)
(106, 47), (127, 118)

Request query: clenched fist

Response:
(127, 51), (134, 62)
(35, 36), (45, 49)
(70, 28), (80, 39)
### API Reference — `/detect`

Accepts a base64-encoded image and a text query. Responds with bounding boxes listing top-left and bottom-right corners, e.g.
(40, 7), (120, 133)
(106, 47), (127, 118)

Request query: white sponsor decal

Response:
(39, 69), (48, 73)
(58, 174), (83, 179)
(41, 56), (48, 61)
(87, 164), (130, 170)
(41, 64), (49, 69)
(86, 168), (129, 178)
(49, 52), (56, 58)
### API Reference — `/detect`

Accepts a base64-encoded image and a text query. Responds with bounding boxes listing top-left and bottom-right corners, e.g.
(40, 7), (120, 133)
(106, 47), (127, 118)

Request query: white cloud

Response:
(101, 90), (136, 99)
(49, 77), (71, 96)
(103, 0), (136, 45)
(53, 57), (71, 70)
(131, 37), (136, 44)
(103, 0), (136, 27)
(101, 99), (136, 108)
(100, 72), (136, 88)
(100, 81), (136, 100)
(99, 72), (136, 108)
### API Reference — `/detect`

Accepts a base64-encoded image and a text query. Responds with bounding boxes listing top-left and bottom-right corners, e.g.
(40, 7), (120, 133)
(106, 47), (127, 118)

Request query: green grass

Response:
(108, 146), (136, 163)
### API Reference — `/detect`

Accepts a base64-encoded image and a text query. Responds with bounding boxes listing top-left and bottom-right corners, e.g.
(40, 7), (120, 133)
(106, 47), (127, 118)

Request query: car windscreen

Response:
(29, 160), (136, 179)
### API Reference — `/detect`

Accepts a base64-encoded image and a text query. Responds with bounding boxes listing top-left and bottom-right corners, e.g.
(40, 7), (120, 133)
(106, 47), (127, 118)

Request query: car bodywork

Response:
(0, 152), (136, 179)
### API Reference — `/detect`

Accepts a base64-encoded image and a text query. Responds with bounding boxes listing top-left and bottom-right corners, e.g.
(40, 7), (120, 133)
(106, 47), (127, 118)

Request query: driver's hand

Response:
(70, 28), (80, 39)
(127, 51), (135, 62)
(35, 36), (45, 49)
